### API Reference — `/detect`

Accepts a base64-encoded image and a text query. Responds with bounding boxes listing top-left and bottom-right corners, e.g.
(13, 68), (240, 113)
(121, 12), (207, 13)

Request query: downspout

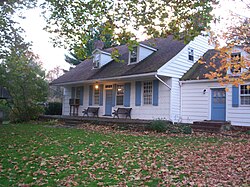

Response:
(179, 81), (183, 121)
(155, 74), (171, 90)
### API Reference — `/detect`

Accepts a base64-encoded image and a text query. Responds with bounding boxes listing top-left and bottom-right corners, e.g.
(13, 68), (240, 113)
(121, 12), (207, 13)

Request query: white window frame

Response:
(143, 81), (153, 105)
(116, 85), (124, 106)
(188, 47), (194, 62)
(240, 84), (250, 106)
(129, 46), (139, 64)
(93, 53), (100, 69)
(93, 86), (100, 105)
(230, 52), (242, 74)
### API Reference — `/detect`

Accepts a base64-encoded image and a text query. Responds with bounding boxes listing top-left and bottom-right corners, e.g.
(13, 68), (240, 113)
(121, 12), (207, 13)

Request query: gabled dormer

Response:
(227, 47), (250, 75)
(92, 49), (112, 69)
(128, 43), (157, 65)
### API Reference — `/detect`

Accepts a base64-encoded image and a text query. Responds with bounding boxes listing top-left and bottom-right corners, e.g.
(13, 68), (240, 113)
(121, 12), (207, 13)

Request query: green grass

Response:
(0, 123), (249, 186)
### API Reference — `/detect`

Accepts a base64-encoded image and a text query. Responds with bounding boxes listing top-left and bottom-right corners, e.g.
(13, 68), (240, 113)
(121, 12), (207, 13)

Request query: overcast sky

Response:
(19, 0), (250, 72)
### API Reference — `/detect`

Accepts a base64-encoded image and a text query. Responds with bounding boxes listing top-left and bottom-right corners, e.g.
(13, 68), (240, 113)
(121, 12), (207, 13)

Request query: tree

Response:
(0, 0), (36, 59)
(201, 1), (250, 87)
(0, 33), (48, 122)
(42, 0), (217, 59)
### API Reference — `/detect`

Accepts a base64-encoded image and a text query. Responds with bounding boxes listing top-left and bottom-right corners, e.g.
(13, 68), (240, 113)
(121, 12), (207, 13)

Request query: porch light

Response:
(95, 84), (99, 89)
(117, 88), (122, 91)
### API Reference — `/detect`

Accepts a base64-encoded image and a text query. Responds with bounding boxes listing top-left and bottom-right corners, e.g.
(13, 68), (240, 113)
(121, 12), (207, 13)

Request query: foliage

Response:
(202, 3), (250, 86)
(0, 33), (48, 122)
(41, 0), (217, 59)
(0, 123), (249, 186)
(148, 120), (192, 134)
(45, 102), (62, 115)
(0, 0), (36, 59)
(0, 100), (10, 121)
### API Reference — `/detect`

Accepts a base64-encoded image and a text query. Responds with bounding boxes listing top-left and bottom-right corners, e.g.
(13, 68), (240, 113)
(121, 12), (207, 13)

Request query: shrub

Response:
(148, 120), (192, 134)
(45, 102), (62, 115)
(148, 120), (168, 132)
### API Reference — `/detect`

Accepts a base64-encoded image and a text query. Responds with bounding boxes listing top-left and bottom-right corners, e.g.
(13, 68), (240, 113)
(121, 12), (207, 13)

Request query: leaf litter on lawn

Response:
(0, 123), (249, 186)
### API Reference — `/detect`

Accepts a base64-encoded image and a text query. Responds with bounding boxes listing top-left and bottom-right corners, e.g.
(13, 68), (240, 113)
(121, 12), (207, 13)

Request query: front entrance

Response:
(105, 90), (113, 116)
(211, 88), (226, 121)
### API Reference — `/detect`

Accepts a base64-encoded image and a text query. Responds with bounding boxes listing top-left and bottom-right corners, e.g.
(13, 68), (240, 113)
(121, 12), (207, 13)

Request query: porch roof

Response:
(51, 36), (186, 86)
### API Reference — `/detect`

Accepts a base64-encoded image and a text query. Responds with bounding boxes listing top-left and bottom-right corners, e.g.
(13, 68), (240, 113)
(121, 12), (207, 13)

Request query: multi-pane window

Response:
(130, 47), (138, 63)
(143, 81), (153, 105)
(93, 53), (100, 68)
(116, 85), (124, 105)
(76, 87), (81, 99)
(230, 52), (241, 74)
(94, 86), (100, 105)
(188, 48), (194, 61)
(240, 85), (250, 105)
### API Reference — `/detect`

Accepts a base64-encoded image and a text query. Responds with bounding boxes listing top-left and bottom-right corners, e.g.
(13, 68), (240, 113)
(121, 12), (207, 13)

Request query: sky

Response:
(19, 8), (71, 72)
(19, 0), (250, 72)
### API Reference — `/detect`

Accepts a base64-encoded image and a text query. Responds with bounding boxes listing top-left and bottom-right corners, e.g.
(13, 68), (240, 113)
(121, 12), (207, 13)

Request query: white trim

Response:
(180, 79), (218, 84)
(92, 49), (111, 56)
(128, 46), (139, 65)
(239, 84), (250, 107)
(52, 72), (157, 86)
(139, 43), (157, 51)
(155, 75), (171, 90)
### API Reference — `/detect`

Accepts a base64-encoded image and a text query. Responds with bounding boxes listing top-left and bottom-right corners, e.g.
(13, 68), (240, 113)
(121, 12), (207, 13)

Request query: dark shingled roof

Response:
(52, 36), (186, 85)
(181, 49), (223, 81)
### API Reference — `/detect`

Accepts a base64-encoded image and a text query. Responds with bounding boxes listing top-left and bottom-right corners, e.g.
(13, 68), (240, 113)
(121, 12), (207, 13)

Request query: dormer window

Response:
(188, 48), (194, 61)
(230, 52), (241, 74)
(93, 53), (100, 69)
(130, 46), (138, 64)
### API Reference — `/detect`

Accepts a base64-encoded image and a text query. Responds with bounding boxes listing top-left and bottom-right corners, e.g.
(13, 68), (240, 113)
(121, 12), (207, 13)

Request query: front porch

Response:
(39, 115), (152, 131)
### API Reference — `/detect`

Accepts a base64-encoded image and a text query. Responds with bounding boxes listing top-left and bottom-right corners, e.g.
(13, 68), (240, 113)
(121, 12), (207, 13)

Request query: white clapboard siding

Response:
(158, 35), (213, 78)
(226, 84), (250, 126)
(62, 86), (71, 115)
(181, 81), (250, 126)
(129, 78), (171, 120)
(169, 77), (181, 122)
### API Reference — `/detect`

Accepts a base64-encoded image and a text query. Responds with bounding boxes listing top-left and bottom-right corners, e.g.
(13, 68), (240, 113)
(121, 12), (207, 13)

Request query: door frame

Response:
(210, 88), (227, 121)
(105, 88), (113, 116)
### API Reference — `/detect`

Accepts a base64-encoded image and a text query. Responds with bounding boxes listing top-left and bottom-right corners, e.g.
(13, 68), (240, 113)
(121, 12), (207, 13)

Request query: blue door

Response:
(211, 88), (226, 121)
(105, 90), (113, 116)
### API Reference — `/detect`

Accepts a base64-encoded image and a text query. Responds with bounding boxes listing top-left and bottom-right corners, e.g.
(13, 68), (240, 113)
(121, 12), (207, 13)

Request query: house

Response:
(181, 47), (250, 127)
(51, 35), (213, 122)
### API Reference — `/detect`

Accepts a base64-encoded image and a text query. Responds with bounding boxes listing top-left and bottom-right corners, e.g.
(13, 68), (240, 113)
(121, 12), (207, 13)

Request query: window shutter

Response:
(111, 84), (116, 107)
(71, 87), (75, 98)
(79, 86), (84, 105)
(135, 81), (141, 106)
(124, 83), (131, 107)
(89, 85), (93, 106)
(99, 84), (104, 106)
(232, 86), (239, 107)
(153, 80), (159, 106)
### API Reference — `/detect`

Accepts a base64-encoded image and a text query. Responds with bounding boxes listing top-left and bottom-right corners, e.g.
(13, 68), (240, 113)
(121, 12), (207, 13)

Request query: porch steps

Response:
(191, 120), (231, 133)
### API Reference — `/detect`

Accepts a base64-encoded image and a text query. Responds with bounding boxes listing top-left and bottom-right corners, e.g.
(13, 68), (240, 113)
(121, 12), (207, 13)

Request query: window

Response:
(130, 46), (138, 63)
(230, 52), (241, 74)
(116, 85), (124, 105)
(188, 48), (194, 61)
(94, 86), (100, 105)
(143, 81), (153, 105)
(93, 53), (100, 68)
(240, 85), (250, 105)
(76, 87), (81, 99)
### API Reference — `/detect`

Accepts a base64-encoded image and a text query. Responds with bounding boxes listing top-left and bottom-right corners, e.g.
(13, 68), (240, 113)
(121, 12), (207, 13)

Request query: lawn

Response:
(0, 123), (249, 186)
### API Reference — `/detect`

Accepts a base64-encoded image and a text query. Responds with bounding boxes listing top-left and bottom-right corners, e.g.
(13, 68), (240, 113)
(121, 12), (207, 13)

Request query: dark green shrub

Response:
(148, 120), (192, 134)
(45, 102), (62, 115)
(148, 120), (168, 132)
